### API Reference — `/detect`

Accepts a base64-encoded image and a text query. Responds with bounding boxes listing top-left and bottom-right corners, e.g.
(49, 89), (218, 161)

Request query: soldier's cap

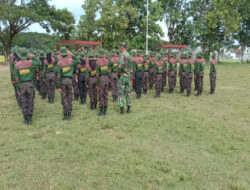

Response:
(79, 51), (86, 59)
(120, 42), (127, 48)
(156, 53), (162, 60)
(39, 50), (45, 58)
(181, 53), (187, 58)
(111, 49), (118, 56)
(88, 51), (96, 60)
(46, 49), (52, 54)
(17, 48), (29, 60)
(52, 49), (58, 55)
(188, 52), (193, 57)
(59, 47), (68, 57)
(97, 49), (105, 57)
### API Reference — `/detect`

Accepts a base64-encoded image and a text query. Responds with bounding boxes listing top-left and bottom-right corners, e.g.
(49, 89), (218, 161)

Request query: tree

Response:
(0, 0), (75, 61)
(234, 0), (250, 63)
(74, 0), (101, 41)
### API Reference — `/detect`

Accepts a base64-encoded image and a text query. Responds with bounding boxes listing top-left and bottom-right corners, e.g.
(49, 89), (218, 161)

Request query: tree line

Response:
(0, 0), (249, 62)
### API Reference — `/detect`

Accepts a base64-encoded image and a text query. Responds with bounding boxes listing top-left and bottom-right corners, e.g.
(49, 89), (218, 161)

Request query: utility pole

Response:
(146, 0), (149, 55)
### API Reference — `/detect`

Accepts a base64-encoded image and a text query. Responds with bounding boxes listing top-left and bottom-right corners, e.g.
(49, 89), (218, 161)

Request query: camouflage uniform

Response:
(155, 56), (164, 98)
(133, 53), (144, 98)
(184, 56), (194, 96)
(14, 48), (39, 125)
(97, 52), (110, 116)
(109, 53), (120, 102)
(148, 56), (156, 89)
(72, 54), (80, 100)
(210, 57), (217, 94)
(168, 57), (177, 93)
(142, 58), (150, 94)
(57, 48), (75, 120)
(195, 55), (205, 96)
(118, 46), (132, 114)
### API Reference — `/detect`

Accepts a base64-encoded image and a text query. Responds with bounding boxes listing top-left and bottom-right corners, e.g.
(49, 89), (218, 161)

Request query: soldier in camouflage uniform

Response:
(109, 49), (120, 102)
(14, 48), (39, 125)
(168, 53), (177, 93)
(209, 54), (217, 94)
(87, 51), (98, 110)
(148, 51), (156, 89)
(179, 54), (186, 93)
(72, 50), (80, 100)
(118, 42), (132, 114)
(96, 49), (110, 116)
(154, 54), (164, 98)
(76, 51), (88, 104)
(195, 53), (205, 96)
(39, 51), (48, 100)
(134, 50), (144, 99)
(43, 50), (58, 103)
(142, 53), (150, 94)
(161, 52), (168, 92)
(57, 47), (75, 120)
(9, 47), (22, 108)
(184, 53), (194, 97)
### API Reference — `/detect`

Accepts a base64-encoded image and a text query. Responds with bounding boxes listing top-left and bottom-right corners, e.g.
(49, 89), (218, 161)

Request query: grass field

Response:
(0, 62), (249, 190)
(0, 56), (5, 63)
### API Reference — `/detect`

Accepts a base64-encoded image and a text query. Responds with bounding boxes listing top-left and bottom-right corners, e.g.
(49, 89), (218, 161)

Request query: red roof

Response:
(155, 44), (188, 50)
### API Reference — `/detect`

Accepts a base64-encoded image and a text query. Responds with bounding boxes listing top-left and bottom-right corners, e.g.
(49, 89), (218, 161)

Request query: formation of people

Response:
(9, 42), (217, 125)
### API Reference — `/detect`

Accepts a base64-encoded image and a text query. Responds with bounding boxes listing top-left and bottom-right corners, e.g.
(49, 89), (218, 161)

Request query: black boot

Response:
(180, 89), (184, 93)
(210, 90), (214, 95)
(51, 97), (55, 104)
(90, 104), (94, 110)
(112, 96), (116, 102)
(68, 112), (71, 120)
(48, 97), (51, 103)
(94, 104), (97, 109)
(98, 106), (104, 116)
(80, 98), (84, 104)
(196, 90), (200, 96)
(127, 106), (131, 113)
(23, 115), (29, 125)
(103, 106), (107, 115)
(63, 111), (67, 120)
(74, 95), (79, 101)
(186, 91), (191, 97)
(120, 107), (124, 114)
(136, 93), (139, 99)
(115, 96), (118, 102)
(41, 94), (46, 100)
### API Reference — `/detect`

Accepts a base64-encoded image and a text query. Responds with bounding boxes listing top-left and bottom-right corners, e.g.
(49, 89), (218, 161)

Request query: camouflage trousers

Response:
(73, 74), (80, 97)
(61, 78), (73, 112)
(110, 72), (118, 97)
(118, 75), (131, 108)
(194, 73), (198, 90)
(168, 71), (176, 90)
(197, 71), (204, 93)
(142, 71), (148, 91)
(174, 71), (177, 87)
(185, 73), (193, 93)
(180, 72), (186, 91)
(19, 81), (34, 117)
(39, 73), (47, 97)
(135, 71), (142, 95)
(13, 83), (22, 107)
(162, 71), (167, 89)
(149, 68), (155, 89)
(78, 73), (87, 101)
(156, 73), (162, 96)
(88, 77), (97, 106)
(99, 75), (109, 106)
(210, 72), (216, 92)
(45, 72), (56, 98)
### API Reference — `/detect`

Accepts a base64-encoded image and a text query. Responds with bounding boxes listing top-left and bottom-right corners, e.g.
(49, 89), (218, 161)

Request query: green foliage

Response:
(12, 32), (60, 50)
(75, 0), (164, 50)
(0, 0), (75, 60)
(0, 63), (250, 189)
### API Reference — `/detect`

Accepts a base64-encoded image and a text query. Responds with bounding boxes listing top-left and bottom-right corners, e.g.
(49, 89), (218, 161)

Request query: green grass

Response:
(0, 63), (250, 190)
(0, 56), (5, 63)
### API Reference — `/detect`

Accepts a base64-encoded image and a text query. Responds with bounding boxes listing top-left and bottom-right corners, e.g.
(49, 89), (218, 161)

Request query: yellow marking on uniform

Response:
(138, 64), (142, 67)
(48, 64), (54, 69)
(159, 66), (162, 70)
(184, 64), (187, 67)
(202, 62), (205, 65)
(145, 65), (148, 68)
(101, 66), (108, 71)
(62, 67), (71, 72)
(114, 63), (118, 67)
(91, 70), (96, 75)
(19, 69), (30, 75)
(80, 68), (86, 72)
(173, 64), (176, 67)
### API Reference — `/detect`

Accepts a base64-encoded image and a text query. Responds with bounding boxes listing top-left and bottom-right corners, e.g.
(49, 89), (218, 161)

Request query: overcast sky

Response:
(27, 0), (169, 41)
